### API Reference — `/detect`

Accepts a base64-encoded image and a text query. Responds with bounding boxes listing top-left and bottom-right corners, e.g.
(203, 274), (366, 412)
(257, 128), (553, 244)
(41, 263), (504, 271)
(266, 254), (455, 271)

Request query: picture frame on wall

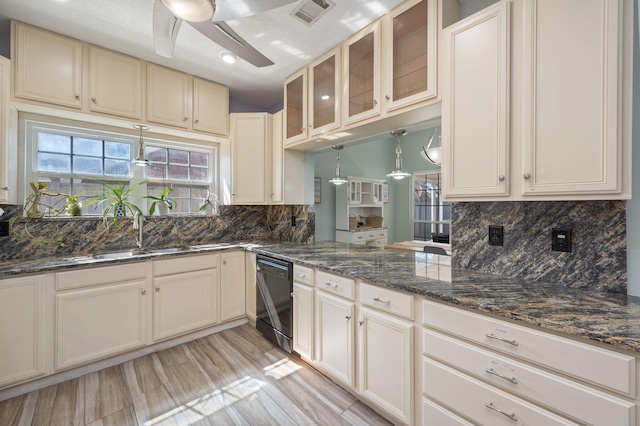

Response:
(314, 177), (321, 203)
(383, 182), (389, 203)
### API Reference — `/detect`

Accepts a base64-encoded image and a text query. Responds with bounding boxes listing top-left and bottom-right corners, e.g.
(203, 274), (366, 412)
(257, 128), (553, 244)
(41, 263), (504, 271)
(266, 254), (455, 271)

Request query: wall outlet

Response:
(488, 225), (504, 246)
(552, 228), (572, 252)
(0, 222), (8, 237)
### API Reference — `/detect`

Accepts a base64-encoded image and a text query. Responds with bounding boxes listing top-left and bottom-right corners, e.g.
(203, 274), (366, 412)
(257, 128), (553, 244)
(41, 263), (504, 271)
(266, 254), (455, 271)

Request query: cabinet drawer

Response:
(359, 282), (414, 320)
(423, 358), (580, 426)
(422, 300), (635, 396)
(154, 253), (220, 276)
(316, 270), (355, 300)
(422, 398), (473, 426)
(56, 262), (147, 290)
(423, 329), (635, 425)
(293, 264), (314, 286)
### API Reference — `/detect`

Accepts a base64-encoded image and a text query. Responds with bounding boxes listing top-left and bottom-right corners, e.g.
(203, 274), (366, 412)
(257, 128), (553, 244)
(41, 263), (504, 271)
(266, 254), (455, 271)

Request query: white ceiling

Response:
(0, 0), (406, 109)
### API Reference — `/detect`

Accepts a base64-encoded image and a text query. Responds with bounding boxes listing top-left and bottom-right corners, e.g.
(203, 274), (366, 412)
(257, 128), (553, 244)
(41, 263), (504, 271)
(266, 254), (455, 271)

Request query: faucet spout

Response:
(133, 212), (144, 250)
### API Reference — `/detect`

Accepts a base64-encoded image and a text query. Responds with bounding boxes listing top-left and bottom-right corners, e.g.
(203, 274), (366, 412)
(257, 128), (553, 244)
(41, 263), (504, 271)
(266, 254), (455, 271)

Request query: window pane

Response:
(172, 199), (189, 213)
(38, 153), (71, 173)
(74, 138), (102, 157)
(191, 186), (208, 199)
(171, 184), (190, 198)
(168, 164), (189, 180)
(105, 141), (131, 159)
(104, 159), (131, 177)
(169, 149), (189, 164)
(146, 162), (167, 179)
(190, 166), (207, 181)
(190, 152), (208, 166)
(38, 133), (70, 154)
(146, 146), (166, 162)
(73, 156), (103, 175)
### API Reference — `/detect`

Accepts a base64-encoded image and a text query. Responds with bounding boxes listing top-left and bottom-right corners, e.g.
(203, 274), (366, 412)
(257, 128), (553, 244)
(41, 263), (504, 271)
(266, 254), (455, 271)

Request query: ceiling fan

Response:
(153, 0), (296, 67)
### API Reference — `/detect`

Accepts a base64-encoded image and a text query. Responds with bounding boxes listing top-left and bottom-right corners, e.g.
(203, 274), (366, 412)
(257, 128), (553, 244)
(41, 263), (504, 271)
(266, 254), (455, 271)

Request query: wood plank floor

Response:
(0, 325), (392, 426)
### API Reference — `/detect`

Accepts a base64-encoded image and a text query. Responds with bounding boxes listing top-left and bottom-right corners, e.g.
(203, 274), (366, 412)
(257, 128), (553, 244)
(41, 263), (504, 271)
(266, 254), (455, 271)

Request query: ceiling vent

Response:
(291, 0), (335, 25)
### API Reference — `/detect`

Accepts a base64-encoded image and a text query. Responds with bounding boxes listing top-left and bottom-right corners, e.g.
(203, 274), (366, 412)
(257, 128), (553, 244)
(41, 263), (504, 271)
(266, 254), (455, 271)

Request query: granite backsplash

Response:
(0, 204), (315, 261)
(451, 201), (626, 293)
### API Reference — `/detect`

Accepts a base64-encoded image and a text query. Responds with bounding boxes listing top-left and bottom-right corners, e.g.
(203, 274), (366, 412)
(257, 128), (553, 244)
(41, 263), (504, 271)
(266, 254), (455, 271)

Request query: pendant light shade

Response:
(328, 145), (348, 185)
(133, 124), (150, 167)
(421, 127), (442, 166)
(160, 0), (215, 22)
(386, 129), (411, 180)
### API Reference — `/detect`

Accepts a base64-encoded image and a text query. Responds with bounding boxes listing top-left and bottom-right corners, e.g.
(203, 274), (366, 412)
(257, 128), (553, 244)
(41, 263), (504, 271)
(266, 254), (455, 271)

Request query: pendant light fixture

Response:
(421, 127), (442, 166)
(133, 124), (150, 167)
(160, 0), (215, 22)
(386, 129), (411, 180)
(328, 145), (348, 185)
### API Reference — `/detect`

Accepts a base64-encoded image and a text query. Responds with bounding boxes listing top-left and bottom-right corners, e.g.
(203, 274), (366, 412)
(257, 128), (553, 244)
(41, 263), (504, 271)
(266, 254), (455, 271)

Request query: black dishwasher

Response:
(256, 254), (293, 352)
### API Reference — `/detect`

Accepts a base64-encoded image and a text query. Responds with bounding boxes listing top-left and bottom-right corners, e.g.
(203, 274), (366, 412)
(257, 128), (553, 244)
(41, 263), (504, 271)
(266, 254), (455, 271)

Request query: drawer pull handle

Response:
(345, 316), (351, 320)
(485, 368), (518, 384)
(295, 272), (306, 278)
(373, 297), (391, 306)
(486, 333), (519, 346)
(484, 402), (517, 422)
(325, 282), (338, 288)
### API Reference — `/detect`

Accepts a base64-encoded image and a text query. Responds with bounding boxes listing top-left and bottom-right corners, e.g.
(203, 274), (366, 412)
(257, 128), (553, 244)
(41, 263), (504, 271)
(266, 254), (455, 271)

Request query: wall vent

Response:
(291, 0), (335, 25)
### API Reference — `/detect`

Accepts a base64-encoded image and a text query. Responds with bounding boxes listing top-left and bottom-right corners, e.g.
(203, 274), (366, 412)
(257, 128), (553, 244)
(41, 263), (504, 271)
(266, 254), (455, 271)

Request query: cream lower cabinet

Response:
(293, 282), (314, 361)
(315, 290), (355, 387)
(153, 255), (220, 341)
(55, 279), (148, 371)
(359, 307), (413, 425)
(0, 275), (47, 388)
(220, 250), (246, 322)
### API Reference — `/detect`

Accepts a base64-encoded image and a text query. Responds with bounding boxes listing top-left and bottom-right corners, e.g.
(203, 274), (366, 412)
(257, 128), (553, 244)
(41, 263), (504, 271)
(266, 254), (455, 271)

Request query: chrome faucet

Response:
(133, 211), (144, 250)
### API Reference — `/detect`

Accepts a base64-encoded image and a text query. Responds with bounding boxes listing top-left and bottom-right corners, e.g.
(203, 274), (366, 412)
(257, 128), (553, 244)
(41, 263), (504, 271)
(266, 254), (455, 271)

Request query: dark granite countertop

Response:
(1, 240), (639, 355)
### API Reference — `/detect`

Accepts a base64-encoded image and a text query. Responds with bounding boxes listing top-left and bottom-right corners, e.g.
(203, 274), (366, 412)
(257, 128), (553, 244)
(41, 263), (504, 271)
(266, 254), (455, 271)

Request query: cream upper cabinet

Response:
(146, 63), (191, 129)
(443, 0), (632, 201)
(343, 21), (381, 125)
(89, 46), (142, 119)
(230, 113), (270, 204)
(13, 22), (82, 109)
(309, 47), (341, 136)
(284, 68), (308, 145)
(520, 0), (626, 196)
(193, 77), (229, 136)
(220, 250), (246, 322)
(382, 0), (438, 112)
(442, 2), (510, 198)
(0, 56), (10, 204)
(0, 275), (47, 389)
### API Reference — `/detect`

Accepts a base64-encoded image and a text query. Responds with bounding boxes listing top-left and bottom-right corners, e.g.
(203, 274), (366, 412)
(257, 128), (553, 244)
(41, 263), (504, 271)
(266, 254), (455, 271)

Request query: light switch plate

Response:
(488, 225), (504, 246)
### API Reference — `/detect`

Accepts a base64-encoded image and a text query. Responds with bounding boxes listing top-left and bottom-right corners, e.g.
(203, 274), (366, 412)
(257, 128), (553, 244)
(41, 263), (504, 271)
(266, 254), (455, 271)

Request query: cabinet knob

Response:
(141, 290), (146, 295)
(523, 173), (531, 180)
(301, 127), (305, 132)
(373, 99), (378, 105)
(498, 175), (505, 181)
(74, 94), (80, 99)
(345, 316), (351, 321)
(359, 320), (364, 326)
(195, 119), (199, 123)
(184, 117), (189, 121)
(155, 287), (160, 292)
(385, 95), (390, 100)
(91, 97), (96, 102)
(223, 260), (227, 265)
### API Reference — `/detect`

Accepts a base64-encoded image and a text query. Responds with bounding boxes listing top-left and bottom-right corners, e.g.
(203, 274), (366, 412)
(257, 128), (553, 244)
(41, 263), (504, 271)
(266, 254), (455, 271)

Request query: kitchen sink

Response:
(91, 250), (148, 259)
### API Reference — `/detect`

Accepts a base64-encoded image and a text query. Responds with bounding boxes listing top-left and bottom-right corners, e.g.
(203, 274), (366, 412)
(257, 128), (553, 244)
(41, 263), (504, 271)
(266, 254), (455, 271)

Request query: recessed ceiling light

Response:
(221, 52), (237, 64)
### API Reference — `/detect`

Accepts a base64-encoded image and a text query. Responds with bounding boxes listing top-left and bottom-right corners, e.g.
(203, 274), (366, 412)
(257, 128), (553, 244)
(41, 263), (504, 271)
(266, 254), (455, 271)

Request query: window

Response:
(26, 120), (216, 216)
(412, 172), (451, 242)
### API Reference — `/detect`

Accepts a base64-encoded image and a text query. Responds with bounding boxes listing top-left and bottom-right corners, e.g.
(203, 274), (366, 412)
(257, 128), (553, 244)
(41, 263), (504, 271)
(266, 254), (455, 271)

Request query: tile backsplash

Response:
(0, 204), (315, 261)
(451, 201), (627, 293)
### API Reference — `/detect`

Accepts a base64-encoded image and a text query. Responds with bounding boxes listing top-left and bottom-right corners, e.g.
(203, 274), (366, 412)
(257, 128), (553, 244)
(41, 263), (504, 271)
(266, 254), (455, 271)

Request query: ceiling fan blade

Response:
(190, 21), (274, 67)
(212, 0), (297, 22)
(153, 0), (183, 58)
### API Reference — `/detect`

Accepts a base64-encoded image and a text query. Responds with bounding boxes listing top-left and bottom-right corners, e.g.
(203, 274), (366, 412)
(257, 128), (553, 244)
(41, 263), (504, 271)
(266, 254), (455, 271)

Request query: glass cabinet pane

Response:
(313, 55), (336, 129)
(392, 0), (428, 102)
(348, 32), (375, 117)
(286, 74), (304, 140)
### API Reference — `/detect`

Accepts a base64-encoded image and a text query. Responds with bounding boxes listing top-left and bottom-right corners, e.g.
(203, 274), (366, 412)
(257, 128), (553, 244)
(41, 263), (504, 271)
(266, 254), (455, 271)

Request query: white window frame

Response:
(411, 171), (451, 242)
(23, 119), (217, 216)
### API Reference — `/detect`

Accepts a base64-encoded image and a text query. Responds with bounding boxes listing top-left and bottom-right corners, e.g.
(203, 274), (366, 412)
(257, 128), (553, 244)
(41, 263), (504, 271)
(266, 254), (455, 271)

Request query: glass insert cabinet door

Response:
(284, 69), (307, 145)
(309, 46), (340, 136)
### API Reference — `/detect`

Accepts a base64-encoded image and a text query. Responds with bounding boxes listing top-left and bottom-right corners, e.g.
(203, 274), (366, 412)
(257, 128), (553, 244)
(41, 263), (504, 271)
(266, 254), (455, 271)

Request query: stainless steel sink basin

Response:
(92, 250), (147, 259)
(148, 247), (188, 255)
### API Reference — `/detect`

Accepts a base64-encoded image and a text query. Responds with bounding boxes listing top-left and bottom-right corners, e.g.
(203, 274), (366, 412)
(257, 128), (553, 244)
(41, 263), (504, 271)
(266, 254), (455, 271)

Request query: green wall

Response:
(310, 124), (440, 243)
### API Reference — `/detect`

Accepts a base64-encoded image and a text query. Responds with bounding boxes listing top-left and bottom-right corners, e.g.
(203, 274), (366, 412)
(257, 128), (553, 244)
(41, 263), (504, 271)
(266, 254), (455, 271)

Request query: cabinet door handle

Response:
(359, 320), (364, 326)
(385, 95), (390, 100)
(498, 175), (505, 181)
(74, 94), (80, 99)
(485, 368), (518, 384)
(485, 333), (519, 346)
(195, 119), (199, 123)
(324, 282), (338, 288)
(373, 297), (391, 306)
(345, 316), (351, 320)
(91, 97), (96, 102)
(290, 292), (294, 297)
(484, 402), (517, 422)
(155, 287), (160, 292)
(1, 186), (8, 190)
(523, 172), (531, 180)
(295, 272), (306, 278)
(223, 260), (227, 265)
(184, 116), (189, 121)
(141, 290), (146, 295)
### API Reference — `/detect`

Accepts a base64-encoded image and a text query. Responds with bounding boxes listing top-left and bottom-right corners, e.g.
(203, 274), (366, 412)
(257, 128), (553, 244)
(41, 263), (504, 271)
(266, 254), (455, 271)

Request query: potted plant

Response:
(65, 195), (82, 216)
(84, 181), (145, 228)
(144, 188), (174, 216)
